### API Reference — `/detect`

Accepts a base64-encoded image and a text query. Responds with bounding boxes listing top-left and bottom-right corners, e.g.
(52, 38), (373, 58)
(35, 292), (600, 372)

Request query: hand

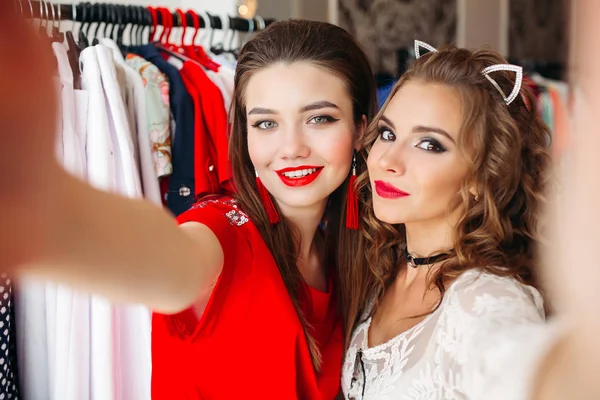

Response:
(0, 6), (62, 270)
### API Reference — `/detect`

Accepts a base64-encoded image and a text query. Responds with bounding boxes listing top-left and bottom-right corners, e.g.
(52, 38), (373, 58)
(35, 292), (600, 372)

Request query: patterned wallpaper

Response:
(338, 0), (457, 75)
(338, 0), (567, 76)
(509, 0), (567, 64)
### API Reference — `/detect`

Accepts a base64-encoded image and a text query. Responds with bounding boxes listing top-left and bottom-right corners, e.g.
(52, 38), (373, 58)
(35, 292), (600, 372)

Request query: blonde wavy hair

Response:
(340, 45), (552, 342)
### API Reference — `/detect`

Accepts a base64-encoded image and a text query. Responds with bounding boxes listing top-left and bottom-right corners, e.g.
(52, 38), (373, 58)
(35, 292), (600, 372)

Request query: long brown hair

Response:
(228, 19), (377, 369)
(345, 45), (552, 341)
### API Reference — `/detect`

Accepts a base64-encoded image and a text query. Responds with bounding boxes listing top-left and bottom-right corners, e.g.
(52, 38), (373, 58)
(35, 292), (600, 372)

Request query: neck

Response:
(404, 218), (455, 258)
(278, 200), (327, 265)
(400, 217), (456, 285)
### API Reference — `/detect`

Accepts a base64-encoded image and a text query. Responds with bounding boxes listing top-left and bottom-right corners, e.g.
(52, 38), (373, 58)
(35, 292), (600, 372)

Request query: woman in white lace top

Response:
(341, 43), (554, 399)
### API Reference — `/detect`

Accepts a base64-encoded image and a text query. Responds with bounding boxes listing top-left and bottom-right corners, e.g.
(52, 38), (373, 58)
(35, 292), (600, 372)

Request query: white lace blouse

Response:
(342, 269), (558, 400)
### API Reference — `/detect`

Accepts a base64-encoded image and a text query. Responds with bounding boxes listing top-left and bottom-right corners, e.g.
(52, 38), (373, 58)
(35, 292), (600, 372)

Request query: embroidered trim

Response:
(190, 198), (249, 226)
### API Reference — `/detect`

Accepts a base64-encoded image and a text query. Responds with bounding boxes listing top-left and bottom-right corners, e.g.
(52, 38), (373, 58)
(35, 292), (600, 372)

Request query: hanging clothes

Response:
(15, 8), (248, 399)
(18, 41), (154, 400)
(125, 54), (174, 179)
(0, 273), (20, 400)
(102, 39), (162, 206)
(132, 45), (197, 216)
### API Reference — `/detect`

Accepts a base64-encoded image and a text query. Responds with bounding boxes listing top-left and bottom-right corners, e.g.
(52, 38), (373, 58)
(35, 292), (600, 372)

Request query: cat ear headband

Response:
(414, 40), (523, 106)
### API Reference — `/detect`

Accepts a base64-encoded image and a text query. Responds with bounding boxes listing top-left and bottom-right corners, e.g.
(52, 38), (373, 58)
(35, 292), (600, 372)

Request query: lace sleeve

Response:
(444, 272), (560, 400)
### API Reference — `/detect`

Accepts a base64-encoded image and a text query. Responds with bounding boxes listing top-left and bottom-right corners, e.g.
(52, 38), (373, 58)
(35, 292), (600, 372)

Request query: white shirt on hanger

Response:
(101, 38), (162, 206)
(82, 45), (116, 192)
(206, 67), (234, 112)
(95, 44), (141, 199)
(16, 42), (90, 400)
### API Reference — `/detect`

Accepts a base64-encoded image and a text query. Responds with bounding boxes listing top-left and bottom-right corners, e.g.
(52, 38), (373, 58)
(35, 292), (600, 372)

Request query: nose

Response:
(376, 145), (406, 175)
(278, 125), (310, 160)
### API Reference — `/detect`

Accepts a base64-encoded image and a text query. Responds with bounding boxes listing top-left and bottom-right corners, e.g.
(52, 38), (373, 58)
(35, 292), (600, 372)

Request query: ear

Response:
(354, 114), (368, 151)
(468, 184), (479, 198)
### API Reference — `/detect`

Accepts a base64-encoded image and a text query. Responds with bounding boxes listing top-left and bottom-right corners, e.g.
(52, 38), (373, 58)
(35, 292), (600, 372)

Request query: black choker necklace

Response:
(405, 248), (452, 268)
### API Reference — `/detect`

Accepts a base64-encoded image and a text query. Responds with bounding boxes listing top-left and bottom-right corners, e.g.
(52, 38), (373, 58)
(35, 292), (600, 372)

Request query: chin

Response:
(273, 188), (334, 210)
(372, 203), (406, 224)
(373, 207), (404, 224)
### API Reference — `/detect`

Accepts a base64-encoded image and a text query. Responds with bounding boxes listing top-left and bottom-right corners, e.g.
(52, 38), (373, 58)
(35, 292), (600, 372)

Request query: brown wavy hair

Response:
(228, 19), (377, 369)
(341, 45), (552, 342)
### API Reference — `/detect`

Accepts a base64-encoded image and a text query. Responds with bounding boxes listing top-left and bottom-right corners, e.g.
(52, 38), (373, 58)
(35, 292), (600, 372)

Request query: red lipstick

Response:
(275, 166), (324, 187)
(374, 180), (410, 199)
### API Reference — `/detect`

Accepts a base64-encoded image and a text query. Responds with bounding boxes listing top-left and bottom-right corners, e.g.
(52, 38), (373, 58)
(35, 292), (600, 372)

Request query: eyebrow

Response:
(412, 125), (455, 143)
(379, 115), (455, 143)
(300, 101), (339, 113)
(247, 101), (340, 116)
(248, 107), (276, 116)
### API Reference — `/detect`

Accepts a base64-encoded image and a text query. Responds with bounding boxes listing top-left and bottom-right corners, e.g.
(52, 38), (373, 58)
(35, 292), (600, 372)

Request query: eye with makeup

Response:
(308, 115), (340, 125)
(250, 120), (278, 130)
(377, 124), (396, 142)
(414, 137), (447, 153)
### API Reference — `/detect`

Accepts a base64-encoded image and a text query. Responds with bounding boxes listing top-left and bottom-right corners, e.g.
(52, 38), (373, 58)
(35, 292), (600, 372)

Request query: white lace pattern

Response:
(342, 270), (554, 400)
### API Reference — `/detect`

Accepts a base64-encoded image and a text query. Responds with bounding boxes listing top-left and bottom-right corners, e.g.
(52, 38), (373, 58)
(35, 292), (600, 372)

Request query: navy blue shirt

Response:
(131, 45), (196, 216)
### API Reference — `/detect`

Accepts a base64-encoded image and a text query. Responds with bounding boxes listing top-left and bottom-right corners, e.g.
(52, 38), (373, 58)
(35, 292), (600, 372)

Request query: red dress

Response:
(151, 197), (344, 399)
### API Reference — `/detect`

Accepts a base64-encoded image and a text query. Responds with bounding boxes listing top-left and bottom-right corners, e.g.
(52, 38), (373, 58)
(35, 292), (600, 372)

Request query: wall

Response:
(456, 0), (508, 54)
(508, 0), (567, 63)
(256, 0), (293, 21)
(256, 0), (330, 22)
(337, 0), (567, 76)
(338, 0), (457, 75)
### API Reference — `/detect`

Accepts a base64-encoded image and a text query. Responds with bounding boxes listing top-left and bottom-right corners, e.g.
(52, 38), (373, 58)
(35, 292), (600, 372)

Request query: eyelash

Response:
(415, 137), (447, 153)
(250, 115), (339, 130)
(308, 115), (339, 125)
(377, 127), (447, 153)
(378, 127), (396, 142)
(251, 120), (276, 130)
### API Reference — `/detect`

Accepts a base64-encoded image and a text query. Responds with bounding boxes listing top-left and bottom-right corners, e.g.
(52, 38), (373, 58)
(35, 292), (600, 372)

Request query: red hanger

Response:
(158, 7), (172, 45)
(175, 9), (187, 50)
(184, 10), (220, 72)
(147, 6), (158, 42)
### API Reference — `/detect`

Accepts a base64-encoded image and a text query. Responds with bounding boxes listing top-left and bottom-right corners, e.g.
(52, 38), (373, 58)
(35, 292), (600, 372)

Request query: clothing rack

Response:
(22, 1), (275, 32)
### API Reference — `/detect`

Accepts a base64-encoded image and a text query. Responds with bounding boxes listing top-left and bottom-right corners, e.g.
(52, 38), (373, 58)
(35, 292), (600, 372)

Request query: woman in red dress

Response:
(1, 18), (376, 400)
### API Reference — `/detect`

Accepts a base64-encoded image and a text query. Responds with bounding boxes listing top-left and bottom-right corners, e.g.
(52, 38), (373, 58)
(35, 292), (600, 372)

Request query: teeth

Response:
(282, 168), (318, 178)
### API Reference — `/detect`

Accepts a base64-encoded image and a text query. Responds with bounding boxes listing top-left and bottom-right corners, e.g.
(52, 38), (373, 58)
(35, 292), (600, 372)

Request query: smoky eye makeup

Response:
(414, 137), (447, 153)
(377, 123), (396, 141)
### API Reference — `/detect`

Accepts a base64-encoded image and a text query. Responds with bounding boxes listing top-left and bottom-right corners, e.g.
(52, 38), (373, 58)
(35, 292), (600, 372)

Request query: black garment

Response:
(0, 274), (19, 399)
(132, 45), (197, 216)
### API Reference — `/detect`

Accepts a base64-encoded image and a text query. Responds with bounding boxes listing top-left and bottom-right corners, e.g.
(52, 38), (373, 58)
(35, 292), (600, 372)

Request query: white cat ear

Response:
(481, 64), (524, 105)
(414, 40), (437, 59)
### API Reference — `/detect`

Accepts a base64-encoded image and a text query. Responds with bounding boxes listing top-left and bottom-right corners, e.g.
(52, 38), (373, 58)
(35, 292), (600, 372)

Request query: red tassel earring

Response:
(255, 170), (280, 224)
(345, 152), (359, 230)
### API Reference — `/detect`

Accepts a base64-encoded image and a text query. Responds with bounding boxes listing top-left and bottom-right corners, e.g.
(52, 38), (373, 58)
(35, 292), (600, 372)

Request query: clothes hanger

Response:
(117, 5), (131, 50)
(50, 1), (64, 43)
(147, 6), (159, 43)
(64, 3), (82, 89)
(137, 6), (147, 45)
(210, 14), (230, 56)
(175, 8), (187, 51)
(142, 6), (152, 44)
(229, 17), (254, 59)
(26, 0), (34, 21)
(128, 6), (138, 46)
(78, 2), (91, 50)
(182, 10), (220, 72)
(206, 12), (224, 55)
(91, 3), (104, 46)
(39, 0), (51, 41)
(105, 4), (116, 41)
(155, 7), (188, 63)
(158, 6), (172, 45)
